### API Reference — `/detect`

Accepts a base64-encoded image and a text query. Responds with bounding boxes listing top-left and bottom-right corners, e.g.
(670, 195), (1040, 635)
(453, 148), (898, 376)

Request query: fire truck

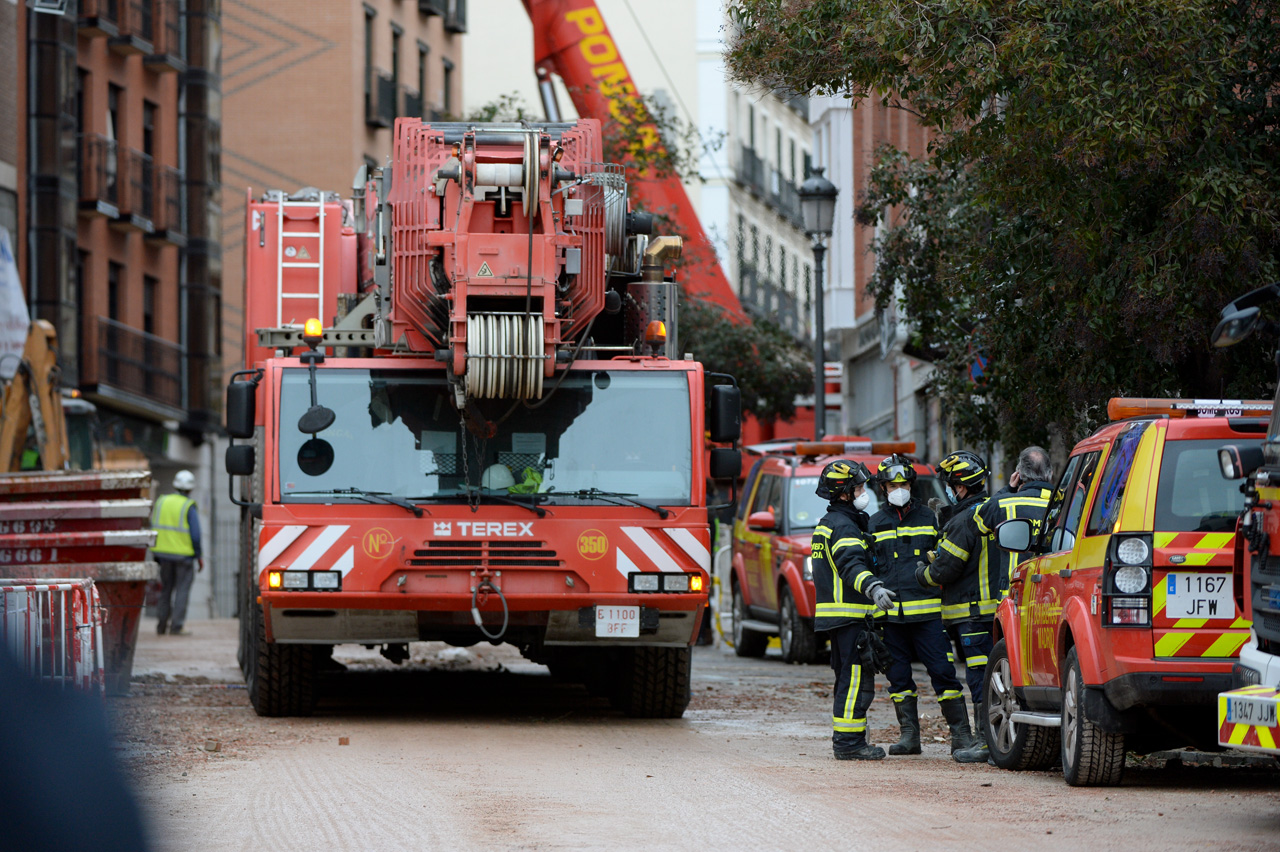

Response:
(225, 116), (741, 718)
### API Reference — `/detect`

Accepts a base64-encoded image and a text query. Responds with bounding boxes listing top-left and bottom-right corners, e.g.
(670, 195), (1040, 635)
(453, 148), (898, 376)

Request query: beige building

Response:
(220, 0), (466, 377)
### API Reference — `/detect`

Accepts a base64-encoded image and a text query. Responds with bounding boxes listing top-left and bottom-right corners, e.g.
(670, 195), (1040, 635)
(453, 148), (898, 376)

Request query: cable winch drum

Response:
(586, 171), (627, 258)
(465, 313), (544, 399)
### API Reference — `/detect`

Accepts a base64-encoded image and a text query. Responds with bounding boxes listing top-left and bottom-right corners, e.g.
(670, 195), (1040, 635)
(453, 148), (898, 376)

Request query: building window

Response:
(803, 151), (812, 180)
(442, 57), (454, 115)
(107, 84), (121, 144)
(775, 127), (782, 170)
(418, 41), (430, 118)
(364, 5), (376, 104)
(142, 101), (156, 158)
(747, 105), (755, 150)
(143, 275), (157, 335)
(108, 262), (122, 321)
(789, 139), (797, 184)
(390, 23), (402, 117)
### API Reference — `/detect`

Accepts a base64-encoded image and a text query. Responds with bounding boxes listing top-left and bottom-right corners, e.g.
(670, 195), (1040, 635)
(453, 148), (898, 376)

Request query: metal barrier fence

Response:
(0, 579), (104, 695)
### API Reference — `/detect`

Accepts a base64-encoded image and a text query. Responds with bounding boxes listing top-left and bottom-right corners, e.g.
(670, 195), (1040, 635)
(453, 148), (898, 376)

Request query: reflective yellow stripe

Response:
(900, 599), (942, 614)
(817, 602), (876, 617)
(1205, 632), (1249, 658)
(1260, 726), (1277, 750)
(832, 537), (866, 553)
(977, 599), (999, 616)
(965, 655), (989, 666)
(854, 570), (876, 592)
(833, 718), (868, 733)
(942, 602), (972, 619)
(1156, 632), (1193, 657)
(939, 690), (963, 702)
(898, 526), (936, 537)
(940, 539), (969, 560)
(890, 690), (917, 702)
(874, 530), (895, 541)
(843, 663), (862, 720)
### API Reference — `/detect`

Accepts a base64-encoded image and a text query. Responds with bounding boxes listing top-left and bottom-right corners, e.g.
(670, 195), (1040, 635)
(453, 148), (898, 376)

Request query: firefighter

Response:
(914, 450), (994, 763)
(151, 470), (203, 636)
(811, 459), (897, 760)
(979, 446), (1054, 596)
(869, 455), (976, 756)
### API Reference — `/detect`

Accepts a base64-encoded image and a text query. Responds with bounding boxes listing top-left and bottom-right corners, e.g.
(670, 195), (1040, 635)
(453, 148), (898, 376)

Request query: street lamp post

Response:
(799, 167), (838, 441)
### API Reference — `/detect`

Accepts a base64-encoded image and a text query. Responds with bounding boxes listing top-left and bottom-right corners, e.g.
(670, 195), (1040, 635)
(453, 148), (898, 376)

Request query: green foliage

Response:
(679, 289), (813, 421)
(727, 0), (1280, 445)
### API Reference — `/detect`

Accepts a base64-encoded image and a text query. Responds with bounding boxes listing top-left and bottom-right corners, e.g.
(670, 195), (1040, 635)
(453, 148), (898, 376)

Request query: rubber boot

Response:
(953, 726), (990, 764)
(888, 696), (922, 755)
(834, 742), (887, 761)
(939, 697), (979, 754)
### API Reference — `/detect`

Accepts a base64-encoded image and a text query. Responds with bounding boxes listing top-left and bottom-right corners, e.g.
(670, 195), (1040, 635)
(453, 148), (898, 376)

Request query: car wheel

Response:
(983, 639), (1059, 770)
(779, 586), (817, 664)
(1061, 648), (1125, 786)
(732, 580), (768, 658)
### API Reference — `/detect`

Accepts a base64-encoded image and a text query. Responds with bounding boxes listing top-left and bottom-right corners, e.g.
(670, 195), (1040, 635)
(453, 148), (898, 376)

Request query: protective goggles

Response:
(879, 464), (912, 482)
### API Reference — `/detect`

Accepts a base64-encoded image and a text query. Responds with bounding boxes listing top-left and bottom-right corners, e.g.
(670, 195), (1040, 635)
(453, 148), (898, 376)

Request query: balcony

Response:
(403, 87), (423, 121)
(144, 0), (186, 73)
(770, 166), (804, 228)
(78, 0), (119, 38)
(736, 144), (765, 196)
(92, 317), (183, 419)
(419, 0), (445, 15)
(445, 0), (467, 33)
(78, 134), (120, 218)
(109, 0), (154, 56)
(111, 149), (155, 233)
(145, 166), (186, 248)
(366, 68), (396, 128)
(740, 265), (803, 339)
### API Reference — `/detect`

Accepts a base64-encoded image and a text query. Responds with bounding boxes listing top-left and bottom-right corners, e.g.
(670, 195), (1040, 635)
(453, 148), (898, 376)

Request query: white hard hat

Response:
(174, 470), (196, 492)
(481, 463), (514, 490)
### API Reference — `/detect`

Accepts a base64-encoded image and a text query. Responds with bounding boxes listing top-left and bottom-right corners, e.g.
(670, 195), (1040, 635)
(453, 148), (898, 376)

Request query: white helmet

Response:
(481, 463), (514, 490)
(173, 470), (196, 492)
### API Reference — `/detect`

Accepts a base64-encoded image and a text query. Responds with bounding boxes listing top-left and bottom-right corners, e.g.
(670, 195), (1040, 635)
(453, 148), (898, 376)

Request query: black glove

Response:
(856, 619), (893, 674)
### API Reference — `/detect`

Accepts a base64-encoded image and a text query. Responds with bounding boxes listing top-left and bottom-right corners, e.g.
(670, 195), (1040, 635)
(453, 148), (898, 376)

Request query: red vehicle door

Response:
(744, 471), (783, 609)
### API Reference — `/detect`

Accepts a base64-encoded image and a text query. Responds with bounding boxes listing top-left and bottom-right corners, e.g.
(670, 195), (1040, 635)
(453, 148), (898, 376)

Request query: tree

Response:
(726, 0), (1280, 445)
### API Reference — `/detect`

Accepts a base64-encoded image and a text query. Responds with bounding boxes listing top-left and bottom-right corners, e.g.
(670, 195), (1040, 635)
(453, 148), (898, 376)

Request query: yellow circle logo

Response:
(363, 527), (395, 559)
(577, 529), (609, 560)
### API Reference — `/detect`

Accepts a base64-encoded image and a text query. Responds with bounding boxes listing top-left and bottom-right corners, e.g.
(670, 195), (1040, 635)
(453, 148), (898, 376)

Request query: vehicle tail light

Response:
(1103, 534), (1153, 627)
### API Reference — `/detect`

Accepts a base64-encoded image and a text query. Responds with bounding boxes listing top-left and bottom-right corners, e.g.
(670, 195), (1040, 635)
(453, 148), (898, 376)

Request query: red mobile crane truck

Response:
(226, 116), (742, 718)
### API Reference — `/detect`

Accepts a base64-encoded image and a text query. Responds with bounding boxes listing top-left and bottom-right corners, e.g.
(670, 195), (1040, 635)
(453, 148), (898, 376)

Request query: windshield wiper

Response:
(456, 488), (548, 517)
(553, 488), (669, 519)
(288, 488), (424, 518)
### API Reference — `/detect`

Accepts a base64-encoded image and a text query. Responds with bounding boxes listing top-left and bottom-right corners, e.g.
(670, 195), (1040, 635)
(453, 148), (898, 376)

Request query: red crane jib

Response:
(385, 119), (609, 378)
(525, 0), (745, 318)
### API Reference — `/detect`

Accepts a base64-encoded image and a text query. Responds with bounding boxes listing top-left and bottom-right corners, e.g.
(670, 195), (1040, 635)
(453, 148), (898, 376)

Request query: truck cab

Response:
(988, 398), (1262, 785)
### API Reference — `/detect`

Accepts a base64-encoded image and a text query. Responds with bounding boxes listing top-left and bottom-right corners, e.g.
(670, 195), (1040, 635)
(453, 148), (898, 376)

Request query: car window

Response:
(737, 458), (765, 520)
(1086, 421), (1151, 537)
(1155, 438), (1260, 532)
(1048, 452), (1100, 552)
(789, 476), (881, 530)
(750, 473), (783, 517)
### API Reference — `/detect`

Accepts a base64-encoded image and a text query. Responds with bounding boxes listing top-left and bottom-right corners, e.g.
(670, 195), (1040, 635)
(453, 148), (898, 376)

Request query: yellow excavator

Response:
(0, 319), (72, 471)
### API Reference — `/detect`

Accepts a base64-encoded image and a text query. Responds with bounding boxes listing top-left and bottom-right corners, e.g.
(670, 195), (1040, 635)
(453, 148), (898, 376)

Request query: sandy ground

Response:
(109, 618), (1280, 852)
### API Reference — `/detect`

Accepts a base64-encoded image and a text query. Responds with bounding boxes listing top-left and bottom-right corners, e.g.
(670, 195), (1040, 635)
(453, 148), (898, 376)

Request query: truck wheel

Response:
(247, 603), (318, 717)
(983, 639), (1059, 770)
(779, 587), (817, 664)
(732, 581), (768, 658)
(1061, 648), (1125, 786)
(612, 647), (692, 718)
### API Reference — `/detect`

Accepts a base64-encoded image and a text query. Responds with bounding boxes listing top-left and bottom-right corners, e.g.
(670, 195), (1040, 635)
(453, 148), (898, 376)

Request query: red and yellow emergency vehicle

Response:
(989, 398), (1262, 785)
(225, 117), (740, 718)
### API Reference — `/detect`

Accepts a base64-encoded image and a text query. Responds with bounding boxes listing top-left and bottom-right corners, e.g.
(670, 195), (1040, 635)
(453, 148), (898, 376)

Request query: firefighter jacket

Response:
(811, 501), (881, 632)
(869, 501), (940, 623)
(918, 491), (996, 625)
(977, 480), (1053, 595)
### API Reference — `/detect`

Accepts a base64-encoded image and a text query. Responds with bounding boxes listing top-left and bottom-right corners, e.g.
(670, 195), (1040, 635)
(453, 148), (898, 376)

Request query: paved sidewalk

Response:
(134, 616), (241, 683)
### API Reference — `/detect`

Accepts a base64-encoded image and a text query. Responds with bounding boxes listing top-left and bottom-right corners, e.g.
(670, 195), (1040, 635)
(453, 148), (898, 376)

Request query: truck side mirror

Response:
(708, 384), (741, 443)
(226, 444), (256, 476)
(709, 448), (741, 481)
(226, 380), (257, 438)
(747, 510), (776, 532)
(996, 518), (1032, 552)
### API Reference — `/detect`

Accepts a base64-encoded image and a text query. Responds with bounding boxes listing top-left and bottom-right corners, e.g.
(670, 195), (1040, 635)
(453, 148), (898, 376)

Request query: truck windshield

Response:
(1154, 438), (1261, 532)
(278, 368), (693, 505)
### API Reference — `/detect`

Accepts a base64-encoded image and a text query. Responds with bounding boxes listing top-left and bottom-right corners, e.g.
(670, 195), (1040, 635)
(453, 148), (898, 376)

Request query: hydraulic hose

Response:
(471, 577), (509, 642)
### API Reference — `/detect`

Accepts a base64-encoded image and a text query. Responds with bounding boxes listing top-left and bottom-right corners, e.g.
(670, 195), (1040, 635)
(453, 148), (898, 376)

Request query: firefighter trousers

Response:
(827, 622), (876, 753)
(954, 619), (994, 708)
(882, 619), (965, 706)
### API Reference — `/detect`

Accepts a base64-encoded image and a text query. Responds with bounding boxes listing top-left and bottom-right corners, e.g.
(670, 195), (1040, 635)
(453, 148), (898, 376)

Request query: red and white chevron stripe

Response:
(258, 525), (355, 576)
(614, 526), (709, 579)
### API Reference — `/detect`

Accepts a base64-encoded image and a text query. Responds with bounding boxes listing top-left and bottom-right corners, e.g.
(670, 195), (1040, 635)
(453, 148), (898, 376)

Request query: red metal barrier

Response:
(0, 579), (104, 695)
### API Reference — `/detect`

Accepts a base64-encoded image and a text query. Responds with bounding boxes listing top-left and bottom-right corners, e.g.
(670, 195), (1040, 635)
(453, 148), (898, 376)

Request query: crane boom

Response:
(525, 0), (745, 318)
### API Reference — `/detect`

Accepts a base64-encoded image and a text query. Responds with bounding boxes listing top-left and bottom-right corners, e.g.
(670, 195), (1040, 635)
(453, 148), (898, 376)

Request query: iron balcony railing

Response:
(152, 165), (185, 241)
(78, 133), (119, 213)
(117, 148), (155, 225)
(366, 68), (396, 128)
(145, 0), (186, 71)
(108, 0), (153, 54)
(403, 87), (423, 121)
(78, 0), (120, 36)
(97, 317), (183, 411)
(736, 144), (765, 196)
(445, 0), (467, 33)
(740, 265), (802, 338)
(419, 0), (445, 15)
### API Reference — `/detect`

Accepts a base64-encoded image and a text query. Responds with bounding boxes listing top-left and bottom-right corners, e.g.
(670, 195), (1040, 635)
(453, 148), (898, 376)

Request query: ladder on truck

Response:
(269, 192), (327, 328)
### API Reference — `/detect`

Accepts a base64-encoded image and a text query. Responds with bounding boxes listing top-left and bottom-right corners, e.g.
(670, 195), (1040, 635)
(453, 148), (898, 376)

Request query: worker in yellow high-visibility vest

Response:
(150, 470), (203, 636)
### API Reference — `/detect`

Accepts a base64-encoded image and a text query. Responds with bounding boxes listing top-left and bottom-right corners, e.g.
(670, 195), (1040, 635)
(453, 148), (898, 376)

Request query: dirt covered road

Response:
(110, 619), (1280, 852)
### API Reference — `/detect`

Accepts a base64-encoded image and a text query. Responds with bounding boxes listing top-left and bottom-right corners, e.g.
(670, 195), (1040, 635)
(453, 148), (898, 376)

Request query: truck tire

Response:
(612, 647), (692, 718)
(983, 639), (1059, 770)
(247, 603), (318, 717)
(779, 587), (817, 664)
(1061, 648), (1125, 786)
(732, 580), (768, 658)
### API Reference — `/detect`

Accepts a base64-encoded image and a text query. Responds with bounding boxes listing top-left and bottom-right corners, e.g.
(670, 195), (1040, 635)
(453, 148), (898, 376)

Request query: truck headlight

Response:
(661, 574), (691, 593)
(630, 573), (660, 592)
(282, 571), (309, 589)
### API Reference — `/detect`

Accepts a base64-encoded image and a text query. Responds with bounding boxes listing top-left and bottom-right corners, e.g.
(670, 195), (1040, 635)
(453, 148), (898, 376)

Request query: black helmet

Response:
(938, 450), (988, 490)
(876, 454), (917, 486)
(816, 459), (871, 500)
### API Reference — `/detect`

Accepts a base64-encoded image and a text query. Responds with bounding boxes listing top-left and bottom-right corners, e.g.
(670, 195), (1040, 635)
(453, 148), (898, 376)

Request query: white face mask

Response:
(852, 491), (871, 511)
(945, 485), (957, 503)
(887, 487), (911, 507)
